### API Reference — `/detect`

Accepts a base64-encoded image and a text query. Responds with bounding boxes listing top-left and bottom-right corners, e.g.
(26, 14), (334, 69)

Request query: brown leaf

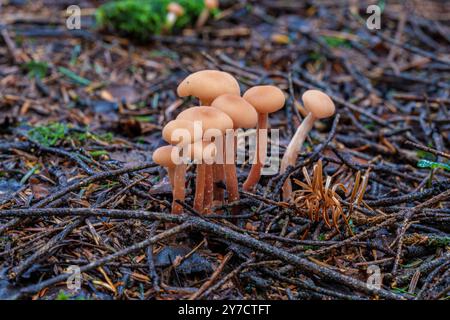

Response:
(29, 176), (50, 200)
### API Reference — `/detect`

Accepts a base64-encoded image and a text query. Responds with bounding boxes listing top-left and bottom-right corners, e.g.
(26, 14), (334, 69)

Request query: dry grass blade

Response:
(291, 160), (370, 231)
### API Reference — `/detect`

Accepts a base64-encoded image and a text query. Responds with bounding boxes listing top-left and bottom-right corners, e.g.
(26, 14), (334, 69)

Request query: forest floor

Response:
(0, 0), (449, 300)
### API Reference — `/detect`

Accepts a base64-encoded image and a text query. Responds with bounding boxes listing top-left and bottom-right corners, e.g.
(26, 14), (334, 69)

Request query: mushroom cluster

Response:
(153, 69), (286, 215)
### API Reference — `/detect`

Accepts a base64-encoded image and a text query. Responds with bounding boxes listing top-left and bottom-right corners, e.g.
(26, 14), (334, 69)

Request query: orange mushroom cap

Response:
(243, 85), (285, 114)
(152, 145), (177, 168)
(176, 106), (233, 134)
(211, 94), (258, 129)
(168, 2), (185, 16)
(162, 119), (200, 146)
(177, 70), (240, 104)
(204, 0), (219, 10)
(302, 90), (335, 119)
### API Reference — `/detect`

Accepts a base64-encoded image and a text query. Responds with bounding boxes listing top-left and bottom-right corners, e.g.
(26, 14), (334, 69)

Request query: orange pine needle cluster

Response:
(291, 160), (369, 231)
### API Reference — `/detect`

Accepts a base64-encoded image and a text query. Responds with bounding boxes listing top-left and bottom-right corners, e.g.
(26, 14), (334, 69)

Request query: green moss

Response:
(27, 123), (114, 147)
(321, 35), (352, 48)
(132, 115), (155, 123)
(428, 236), (450, 248)
(55, 290), (86, 300)
(97, 132), (114, 143)
(22, 61), (49, 79)
(89, 150), (109, 158)
(27, 123), (68, 147)
(308, 51), (324, 62)
(416, 150), (435, 161)
(96, 0), (210, 39)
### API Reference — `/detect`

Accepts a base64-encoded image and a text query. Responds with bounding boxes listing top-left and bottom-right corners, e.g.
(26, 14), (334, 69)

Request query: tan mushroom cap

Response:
(162, 119), (200, 145)
(211, 94), (258, 129)
(177, 70), (240, 104)
(243, 85), (285, 114)
(152, 145), (177, 168)
(176, 106), (233, 134)
(168, 2), (184, 16)
(302, 90), (335, 119)
(204, 0), (219, 10)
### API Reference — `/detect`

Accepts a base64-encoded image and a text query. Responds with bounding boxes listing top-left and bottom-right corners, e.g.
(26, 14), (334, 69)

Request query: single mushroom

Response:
(177, 69), (240, 203)
(211, 94), (258, 208)
(152, 145), (186, 214)
(242, 85), (285, 191)
(196, 0), (219, 29)
(177, 69), (240, 106)
(161, 118), (203, 214)
(177, 106), (233, 213)
(280, 89), (335, 200)
(165, 2), (185, 31)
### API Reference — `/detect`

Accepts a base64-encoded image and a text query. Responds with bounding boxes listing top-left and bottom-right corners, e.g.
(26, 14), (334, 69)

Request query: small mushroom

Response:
(211, 94), (258, 208)
(196, 0), (219, 29)
(152, 145), (186, 214)
(161, 118), (203, 214)
(177, 70), (240, 106)
(242, 85), (285, 191)
(280, 89), (335, 200)
(177, 106), (233, 213)
(165, 2), (185, 31)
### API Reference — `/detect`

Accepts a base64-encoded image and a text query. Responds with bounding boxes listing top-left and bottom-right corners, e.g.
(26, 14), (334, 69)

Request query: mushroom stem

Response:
(224, 135), (239, 211)
(203, 99), (225, 203)
(196, 8), (210, 29)
(200, 99), (212, 106)
(172, 164), (186, 214)
(280, 112), (315, 200)
(166, 12), (177, 29)
(167, 167), (175, 190)
(243, 113), (268, 191)
(213, 163), (225, 201)
(204, 163), (214, 213)
(194, 164), (206, 212)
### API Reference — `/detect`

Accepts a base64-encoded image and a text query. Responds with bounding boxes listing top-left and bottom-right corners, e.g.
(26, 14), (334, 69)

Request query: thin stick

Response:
(188, 252), (233, 300)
